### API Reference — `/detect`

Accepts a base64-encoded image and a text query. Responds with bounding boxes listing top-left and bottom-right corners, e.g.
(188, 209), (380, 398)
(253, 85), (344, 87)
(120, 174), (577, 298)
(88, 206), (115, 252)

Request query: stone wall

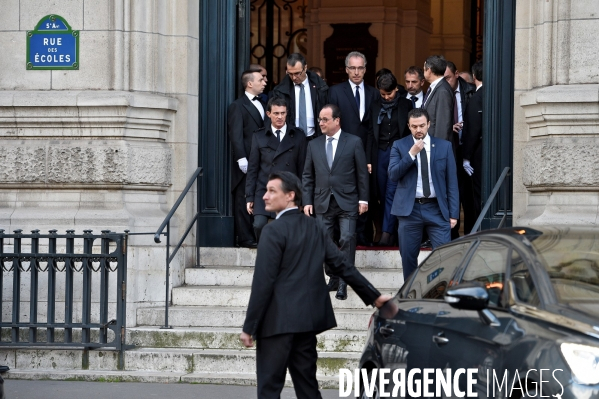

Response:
(0, 0), (200, 325)
(514, 0), (599, 225)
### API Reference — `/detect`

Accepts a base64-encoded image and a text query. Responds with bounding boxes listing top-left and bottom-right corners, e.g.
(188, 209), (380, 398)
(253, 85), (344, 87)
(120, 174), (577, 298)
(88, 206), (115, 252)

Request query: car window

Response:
(404, 242), (472, 300)
(510, 249), (540, 306)
(460, 240), (508, 307)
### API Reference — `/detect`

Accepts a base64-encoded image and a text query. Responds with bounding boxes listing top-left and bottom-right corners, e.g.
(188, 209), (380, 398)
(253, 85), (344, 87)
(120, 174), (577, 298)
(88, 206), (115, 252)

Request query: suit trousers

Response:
(253, 214), (270, 243)
(317, 196), (358, 276)
(256, 332), (322, 399)
(377, 147), (398, 234)
(398, 201), (451, 279)
(234, 176), (254, 244)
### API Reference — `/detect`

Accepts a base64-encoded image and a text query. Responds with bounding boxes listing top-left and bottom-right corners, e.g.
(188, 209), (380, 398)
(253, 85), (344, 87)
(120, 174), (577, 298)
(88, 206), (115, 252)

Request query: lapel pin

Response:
(432, 144), (435, 148)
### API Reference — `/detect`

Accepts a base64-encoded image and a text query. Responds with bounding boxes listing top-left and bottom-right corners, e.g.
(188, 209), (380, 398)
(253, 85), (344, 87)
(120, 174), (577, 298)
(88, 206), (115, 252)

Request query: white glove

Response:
(463, 159), (474, 176)
(237, 157), (248, 174)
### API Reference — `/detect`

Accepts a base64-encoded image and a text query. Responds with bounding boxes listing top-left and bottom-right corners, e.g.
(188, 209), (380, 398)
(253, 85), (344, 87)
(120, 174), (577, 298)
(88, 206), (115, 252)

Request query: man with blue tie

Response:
(388, 108), (459, 280)
(404, 66), (426, 109)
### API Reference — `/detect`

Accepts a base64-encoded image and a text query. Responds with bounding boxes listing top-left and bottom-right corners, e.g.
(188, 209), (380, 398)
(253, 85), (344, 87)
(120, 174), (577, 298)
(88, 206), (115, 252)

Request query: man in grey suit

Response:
(422, 55), (455, 144)
(302, 104), (370, 300)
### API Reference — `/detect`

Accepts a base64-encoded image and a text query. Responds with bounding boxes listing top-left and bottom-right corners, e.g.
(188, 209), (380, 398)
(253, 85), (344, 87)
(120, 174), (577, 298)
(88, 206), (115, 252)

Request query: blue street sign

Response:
(26, 15), (79, 70)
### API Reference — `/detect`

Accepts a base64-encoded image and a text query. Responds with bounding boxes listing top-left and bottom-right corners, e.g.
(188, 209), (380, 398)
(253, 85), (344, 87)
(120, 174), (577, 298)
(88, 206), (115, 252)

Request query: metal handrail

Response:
(470, 166), (511, 234)
(154, 166), (203, 329)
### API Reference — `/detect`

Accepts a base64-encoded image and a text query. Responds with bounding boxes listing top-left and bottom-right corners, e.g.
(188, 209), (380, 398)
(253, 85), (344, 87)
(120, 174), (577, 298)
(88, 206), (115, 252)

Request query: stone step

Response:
(127, 326), (367, 352)
(136, 306), (374, 330)
(0, 346), (360, 378)
(199, 246), (430, 268)
(172, 284), (396, 309)
(183, 266), (405, 289)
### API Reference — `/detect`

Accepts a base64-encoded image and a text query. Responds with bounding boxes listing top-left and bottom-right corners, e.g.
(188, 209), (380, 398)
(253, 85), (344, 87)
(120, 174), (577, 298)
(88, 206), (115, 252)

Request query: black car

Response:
(358, 227), (599, 399)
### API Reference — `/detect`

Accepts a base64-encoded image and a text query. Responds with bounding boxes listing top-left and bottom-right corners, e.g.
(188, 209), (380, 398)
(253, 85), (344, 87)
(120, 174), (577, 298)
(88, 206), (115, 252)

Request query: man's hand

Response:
(450, 218), (457, 229)
(463, 159), (474, 176)
(239, 332), (254, 348)
(237, 158), (248, 174)
(452, 122), (463, 133)
(409, 139), (424, 157)
(374, 294), (393, 308)
(359, 203), (368, 215)
(367, 164), (372, 174)
(304, 205), (313, 216)
(246, 202), (254, 215)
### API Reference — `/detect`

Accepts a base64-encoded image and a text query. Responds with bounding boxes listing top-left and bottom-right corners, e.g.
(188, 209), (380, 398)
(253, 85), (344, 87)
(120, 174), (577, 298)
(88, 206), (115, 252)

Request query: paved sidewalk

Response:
(5, 380), (345, 399)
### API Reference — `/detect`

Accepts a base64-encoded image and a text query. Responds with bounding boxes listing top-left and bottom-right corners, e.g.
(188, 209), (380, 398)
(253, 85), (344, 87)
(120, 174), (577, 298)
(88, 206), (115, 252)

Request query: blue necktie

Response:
(355, 86), (361, 112)
(410, 96), (417, 109)
(297, 84), (308, 135)
(326, 137), (334, 168)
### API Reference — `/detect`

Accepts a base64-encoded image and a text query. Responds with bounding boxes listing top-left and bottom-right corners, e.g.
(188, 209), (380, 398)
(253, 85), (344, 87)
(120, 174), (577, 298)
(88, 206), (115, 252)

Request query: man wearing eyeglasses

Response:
(302, 104), (370, 300)
(271, 53), (329, 141)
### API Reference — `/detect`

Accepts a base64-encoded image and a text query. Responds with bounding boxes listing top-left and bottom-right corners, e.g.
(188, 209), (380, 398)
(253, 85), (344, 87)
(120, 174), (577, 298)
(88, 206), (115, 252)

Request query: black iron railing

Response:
(471, 167), (511, 234)
(0, 229), (130, 368)
(154, 166), (203, 329)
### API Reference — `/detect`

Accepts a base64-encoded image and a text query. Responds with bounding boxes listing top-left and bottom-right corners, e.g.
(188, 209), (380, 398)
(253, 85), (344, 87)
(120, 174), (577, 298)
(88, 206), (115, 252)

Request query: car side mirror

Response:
(444, 282), (489, 310)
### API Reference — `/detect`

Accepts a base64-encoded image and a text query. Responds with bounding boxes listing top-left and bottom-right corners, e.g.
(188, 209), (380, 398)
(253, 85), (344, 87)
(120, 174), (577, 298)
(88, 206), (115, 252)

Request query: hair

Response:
(446, 61), (457, 74)
(287, 53), (306, 68)
(321, 103), (341, 120)
(266, 97), (287, 112)
(249, 63), (266, 74)
(376, 71), (398, 92)
(472, 61), (483, 82)
(345, 51), (367, 67)
(405, 66), (424, 80)
(408, 108), (430, 123)
(375, 68), (393, 88)
(460, 71), (474, 83)
(424, 55), (447, 76)
(308, 66), (323, 77)
(241, 69), (258, 89)
(268, 171), (302, 206)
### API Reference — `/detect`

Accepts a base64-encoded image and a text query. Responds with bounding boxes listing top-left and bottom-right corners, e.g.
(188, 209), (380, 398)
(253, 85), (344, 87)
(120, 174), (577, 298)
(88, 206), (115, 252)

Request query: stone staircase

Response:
(3, 247), (430, 387)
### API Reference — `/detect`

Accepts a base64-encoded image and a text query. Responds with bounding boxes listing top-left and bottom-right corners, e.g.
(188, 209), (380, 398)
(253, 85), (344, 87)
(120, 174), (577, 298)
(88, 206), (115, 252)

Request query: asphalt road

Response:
(5, 380), (345, 399)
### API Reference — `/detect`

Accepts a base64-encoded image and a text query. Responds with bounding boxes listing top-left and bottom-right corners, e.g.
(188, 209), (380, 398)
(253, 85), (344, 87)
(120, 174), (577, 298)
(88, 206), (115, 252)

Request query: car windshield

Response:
(530, 233), (599, 303)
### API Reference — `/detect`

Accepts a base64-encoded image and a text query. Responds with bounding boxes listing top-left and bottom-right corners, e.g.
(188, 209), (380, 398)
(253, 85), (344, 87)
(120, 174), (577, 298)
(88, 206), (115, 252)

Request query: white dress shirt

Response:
(276, 206), (298, 219)
(271, 124), (287, 142)
(455, 87), (463, 142)
(423, 76), (444, 107)
(406, 91), (424, 108)
(409, 134), (436, 198)
(245, 91), (264, 120)
(349, 80), (365, 121)
(294, 77), (315, 137)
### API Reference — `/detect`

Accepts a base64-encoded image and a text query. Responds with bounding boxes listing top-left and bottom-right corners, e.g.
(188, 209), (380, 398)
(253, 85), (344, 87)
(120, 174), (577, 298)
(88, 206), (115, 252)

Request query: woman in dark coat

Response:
(366, 71), (413, 246)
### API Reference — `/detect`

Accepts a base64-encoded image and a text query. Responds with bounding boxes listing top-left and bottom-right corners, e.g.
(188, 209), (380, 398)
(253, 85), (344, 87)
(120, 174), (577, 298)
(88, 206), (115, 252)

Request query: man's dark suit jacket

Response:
(423, 78), (455, 143)
(388, 134), (459, 222)
(302, 131), (369, 214)
(366, 96), (413, 196)
(462, 86), (483, 167)
(457, 77), (476, 117)
(242, 209), (381, 338)
(227, 95), (265, 190)
(245, 126), (307, 217)
(328, 81), (379, 145)
(271, 71), (328, 137)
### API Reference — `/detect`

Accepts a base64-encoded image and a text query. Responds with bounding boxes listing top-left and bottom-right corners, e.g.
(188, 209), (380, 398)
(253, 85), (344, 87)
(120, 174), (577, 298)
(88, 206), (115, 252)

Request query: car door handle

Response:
(380, 326), (395, 337)
(432, 332), (449, 345)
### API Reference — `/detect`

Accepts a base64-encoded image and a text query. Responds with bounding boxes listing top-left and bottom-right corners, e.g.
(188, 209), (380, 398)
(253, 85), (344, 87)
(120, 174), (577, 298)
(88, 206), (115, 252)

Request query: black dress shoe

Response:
(335, 280), (347, 300)
(239, 240), (258, 248)
(420, 239), (432, 249)
(327, 278), (339, 292)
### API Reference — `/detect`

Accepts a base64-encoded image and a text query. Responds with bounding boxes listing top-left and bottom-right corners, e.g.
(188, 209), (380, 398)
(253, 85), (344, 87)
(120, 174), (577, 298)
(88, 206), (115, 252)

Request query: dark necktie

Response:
(423, 87), (431, 107)
(297, 84), (308, 134)
(420, 148), (431, 198)
(410, 95), (417, 109)
(355, 85), (361, 112)
(275, 129), (281, 141)
(326, 137), (334, 168)
(453, 90), (459, 124)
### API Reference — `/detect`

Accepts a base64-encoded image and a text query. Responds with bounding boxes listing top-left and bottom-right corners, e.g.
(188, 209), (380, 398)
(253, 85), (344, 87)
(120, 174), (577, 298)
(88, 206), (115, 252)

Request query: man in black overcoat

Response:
(240, 171), (390, 399)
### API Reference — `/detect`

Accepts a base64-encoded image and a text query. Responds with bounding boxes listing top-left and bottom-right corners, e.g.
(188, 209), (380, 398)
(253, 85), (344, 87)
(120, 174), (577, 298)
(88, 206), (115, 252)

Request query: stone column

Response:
(515, 0), (599, 225)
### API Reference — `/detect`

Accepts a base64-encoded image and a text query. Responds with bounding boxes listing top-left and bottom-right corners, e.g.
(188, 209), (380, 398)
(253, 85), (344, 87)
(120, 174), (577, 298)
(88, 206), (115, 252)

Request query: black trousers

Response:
(317, 196), (358, 276)
(256, 332), (322, 399)
(233, 177), (254, 244)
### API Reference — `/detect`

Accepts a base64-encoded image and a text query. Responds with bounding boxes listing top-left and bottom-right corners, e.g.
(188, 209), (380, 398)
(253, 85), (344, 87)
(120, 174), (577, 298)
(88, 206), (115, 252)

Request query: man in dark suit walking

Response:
(271, 53), (328, 141)
(389, 108), (459, 279)
(328, 51), (379, 246)
(240, 171), (390, 399)
(422, 55), (455, 144)
(302, 104), (369, 300)
(227, 70), (267, 248)
(246, 97), (307, 242)
(462, 61), (484, 233)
